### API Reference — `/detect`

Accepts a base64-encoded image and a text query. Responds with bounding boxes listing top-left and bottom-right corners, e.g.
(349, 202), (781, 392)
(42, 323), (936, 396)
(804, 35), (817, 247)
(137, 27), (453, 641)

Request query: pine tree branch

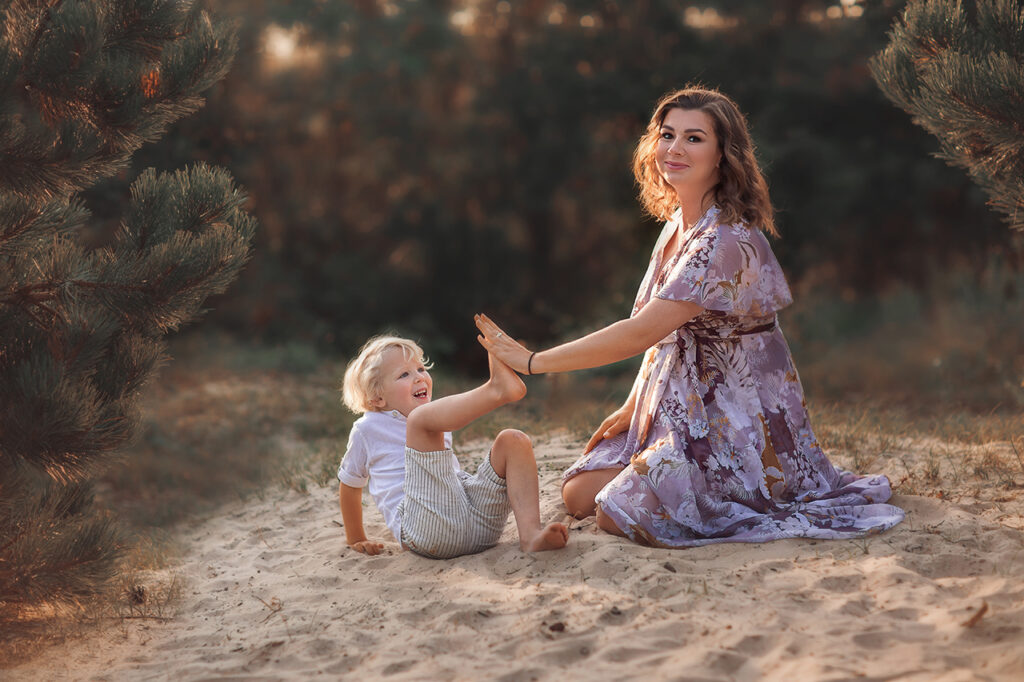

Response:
(66, 278), (149, 294)
(104, 0), (187, 59)
(23, 1), (66, 71)
(0, 281), (61, 323)
(872, 0), (1024, 233)
(0, 138), (132, 202)
(3, 3), (232, 200)
(0, 0), (252, 621)
(931, 72), (1024, 151)
(0, 518), (32, 557)
(0, 206), (44, 248)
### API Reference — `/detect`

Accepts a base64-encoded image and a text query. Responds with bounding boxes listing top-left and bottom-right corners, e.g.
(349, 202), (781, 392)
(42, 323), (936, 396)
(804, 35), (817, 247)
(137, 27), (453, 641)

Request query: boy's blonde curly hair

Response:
(341, 335), (431, 413)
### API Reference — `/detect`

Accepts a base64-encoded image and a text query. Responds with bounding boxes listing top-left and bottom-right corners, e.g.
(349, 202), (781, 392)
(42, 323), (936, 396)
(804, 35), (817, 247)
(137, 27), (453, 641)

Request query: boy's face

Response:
(372, 347), (432, 417)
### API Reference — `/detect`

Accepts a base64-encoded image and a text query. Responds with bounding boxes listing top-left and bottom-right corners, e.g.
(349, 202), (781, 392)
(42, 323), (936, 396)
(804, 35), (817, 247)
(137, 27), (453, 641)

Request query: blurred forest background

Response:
(76, 0), (1020, 409)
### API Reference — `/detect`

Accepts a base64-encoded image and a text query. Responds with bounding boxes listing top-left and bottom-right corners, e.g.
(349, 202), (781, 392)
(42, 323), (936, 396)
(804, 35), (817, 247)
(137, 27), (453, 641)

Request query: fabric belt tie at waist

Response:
(690, 319), (777, 342)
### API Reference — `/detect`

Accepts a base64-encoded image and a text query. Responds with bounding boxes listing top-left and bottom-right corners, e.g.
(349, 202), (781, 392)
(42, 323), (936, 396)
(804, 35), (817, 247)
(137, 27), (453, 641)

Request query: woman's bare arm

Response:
(476, 297), (702, 375)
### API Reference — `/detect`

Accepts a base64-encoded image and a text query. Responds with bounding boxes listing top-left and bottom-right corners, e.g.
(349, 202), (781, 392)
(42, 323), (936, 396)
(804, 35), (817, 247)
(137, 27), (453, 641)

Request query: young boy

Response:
(338, 335), (568, 559)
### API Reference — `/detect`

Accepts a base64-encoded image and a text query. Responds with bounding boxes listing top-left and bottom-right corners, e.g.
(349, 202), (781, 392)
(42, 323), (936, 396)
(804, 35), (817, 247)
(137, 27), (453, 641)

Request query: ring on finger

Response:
(495, 332), (504, 339)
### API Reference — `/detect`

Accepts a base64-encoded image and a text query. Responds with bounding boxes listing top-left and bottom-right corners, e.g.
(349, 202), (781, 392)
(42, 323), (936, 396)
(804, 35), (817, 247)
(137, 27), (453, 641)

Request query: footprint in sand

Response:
(361, 556), (392, 570)
(381, 659), (418, 676)
(597, 605), (635, 625)
(600, 646), (660, 663)
(881, 607), (921, 621)
(730, 634), (775, 657)
(853, 621), (937, 649)
(539, 639), (595, 665)
(751, 559), (792, 578)
(852, 631), (892, 649)
(915, 553), (993, 579)
(707, 650), (747, 675)
(816, 574), (863, 593)
(397, 600), (449, 623)
(838, 595), (874, 617)
(643, 577), (692, 598)
(496, 668), (544, 682)
(305, 638), (338, 657)
(643, 619), (694, 649)
(446, 607), (500, 629)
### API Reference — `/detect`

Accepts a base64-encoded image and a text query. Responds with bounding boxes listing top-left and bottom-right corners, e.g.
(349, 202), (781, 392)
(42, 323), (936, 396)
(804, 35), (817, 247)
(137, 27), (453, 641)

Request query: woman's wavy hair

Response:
(632, 86), (777, 236)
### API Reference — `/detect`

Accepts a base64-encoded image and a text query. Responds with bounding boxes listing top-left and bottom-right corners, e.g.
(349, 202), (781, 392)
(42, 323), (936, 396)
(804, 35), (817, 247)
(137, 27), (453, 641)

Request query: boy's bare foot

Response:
(487, 352), (527, 403)
(521, 522), (569, 552)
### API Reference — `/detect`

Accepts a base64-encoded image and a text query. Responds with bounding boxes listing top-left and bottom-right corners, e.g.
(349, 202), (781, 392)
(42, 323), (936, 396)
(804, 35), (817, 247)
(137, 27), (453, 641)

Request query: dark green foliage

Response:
(0, 473), (120, 617)
(871, 0), (1024, 231)
(0, 0), (254, 625)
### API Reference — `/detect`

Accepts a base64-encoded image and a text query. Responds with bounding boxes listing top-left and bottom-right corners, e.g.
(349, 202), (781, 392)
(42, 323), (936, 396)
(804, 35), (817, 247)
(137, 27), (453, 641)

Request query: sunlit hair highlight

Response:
(632, 86), (777, 236)
(341, 335), (431, 413)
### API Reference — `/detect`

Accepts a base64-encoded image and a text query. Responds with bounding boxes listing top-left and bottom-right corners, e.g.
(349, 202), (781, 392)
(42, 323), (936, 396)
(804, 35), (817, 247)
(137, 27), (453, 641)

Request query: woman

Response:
(476, 86), (904, 547)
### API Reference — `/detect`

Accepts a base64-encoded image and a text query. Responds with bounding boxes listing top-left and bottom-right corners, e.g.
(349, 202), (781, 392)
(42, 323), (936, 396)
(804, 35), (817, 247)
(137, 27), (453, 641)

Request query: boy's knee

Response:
(489, 430), (532, 479)
(494, 429), (531, 451)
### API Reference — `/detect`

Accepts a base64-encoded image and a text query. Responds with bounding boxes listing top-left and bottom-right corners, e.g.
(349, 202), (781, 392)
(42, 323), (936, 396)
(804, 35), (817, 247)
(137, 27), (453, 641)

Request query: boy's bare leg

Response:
(489, 429), (568, 552)
(406, 353), (527, 452)
(407, 354), (566, 551)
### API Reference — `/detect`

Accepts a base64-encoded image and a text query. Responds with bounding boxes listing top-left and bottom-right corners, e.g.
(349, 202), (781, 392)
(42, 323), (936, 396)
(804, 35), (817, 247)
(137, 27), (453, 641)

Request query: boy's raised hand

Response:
(349, 540), (385, 555)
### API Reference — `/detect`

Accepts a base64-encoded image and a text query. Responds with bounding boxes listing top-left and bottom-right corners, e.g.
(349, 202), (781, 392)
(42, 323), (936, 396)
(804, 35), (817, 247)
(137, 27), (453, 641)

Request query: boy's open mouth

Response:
(414, 389), (428, 399)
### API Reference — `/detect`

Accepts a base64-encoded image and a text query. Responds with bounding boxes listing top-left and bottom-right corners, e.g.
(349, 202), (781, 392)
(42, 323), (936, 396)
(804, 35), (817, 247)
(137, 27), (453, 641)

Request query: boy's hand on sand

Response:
(349, 540), (385, 555)
(487, 351), (526, 403)
(476, 313), (532, 374)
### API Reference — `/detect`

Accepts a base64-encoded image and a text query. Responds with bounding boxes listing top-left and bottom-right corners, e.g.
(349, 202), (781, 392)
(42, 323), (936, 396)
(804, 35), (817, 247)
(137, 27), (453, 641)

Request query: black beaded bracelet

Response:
(527, 352), (536, 375)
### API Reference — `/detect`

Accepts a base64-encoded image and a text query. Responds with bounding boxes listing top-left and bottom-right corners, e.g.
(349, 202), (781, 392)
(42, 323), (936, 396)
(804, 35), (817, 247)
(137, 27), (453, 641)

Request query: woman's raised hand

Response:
(475, 313), (533, 374)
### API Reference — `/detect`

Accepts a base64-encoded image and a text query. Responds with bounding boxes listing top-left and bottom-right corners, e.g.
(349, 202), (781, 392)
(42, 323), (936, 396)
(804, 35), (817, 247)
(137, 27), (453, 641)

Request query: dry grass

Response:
(810, 401), (1023, 498)
(97, 336), (354, 531)
(786, 261), (1024, 412)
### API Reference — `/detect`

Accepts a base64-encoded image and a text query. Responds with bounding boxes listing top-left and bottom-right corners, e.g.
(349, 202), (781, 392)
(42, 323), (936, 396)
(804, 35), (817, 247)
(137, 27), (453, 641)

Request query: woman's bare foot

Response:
(521, 522), (569, 552)
(487, 352), (527, 403)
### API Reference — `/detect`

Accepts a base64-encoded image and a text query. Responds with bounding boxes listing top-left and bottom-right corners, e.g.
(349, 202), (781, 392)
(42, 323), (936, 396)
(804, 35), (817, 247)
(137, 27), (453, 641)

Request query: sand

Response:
(8, 432), (1024, 681)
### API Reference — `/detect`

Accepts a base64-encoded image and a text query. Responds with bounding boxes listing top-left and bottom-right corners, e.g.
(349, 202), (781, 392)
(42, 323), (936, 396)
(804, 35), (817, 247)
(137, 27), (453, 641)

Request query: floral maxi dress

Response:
(564, 207), (905, 547)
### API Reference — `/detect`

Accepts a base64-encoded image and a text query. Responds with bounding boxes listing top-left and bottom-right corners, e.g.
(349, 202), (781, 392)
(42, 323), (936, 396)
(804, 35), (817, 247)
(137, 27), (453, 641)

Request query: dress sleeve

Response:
(337, 424), (370, 487)
(656, 222), (793, 317)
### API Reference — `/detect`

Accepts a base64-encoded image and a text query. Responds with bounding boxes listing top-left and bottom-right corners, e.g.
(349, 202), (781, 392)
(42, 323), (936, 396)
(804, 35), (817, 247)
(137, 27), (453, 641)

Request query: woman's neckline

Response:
(676, 201), (716, 232)
(657, 203), (717, 273)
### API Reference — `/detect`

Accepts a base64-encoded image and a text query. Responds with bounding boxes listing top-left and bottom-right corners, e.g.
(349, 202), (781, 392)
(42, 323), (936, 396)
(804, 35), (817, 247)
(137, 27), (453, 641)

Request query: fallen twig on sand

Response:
(253, 594), (283, 623)
(961, 601), (988, 628)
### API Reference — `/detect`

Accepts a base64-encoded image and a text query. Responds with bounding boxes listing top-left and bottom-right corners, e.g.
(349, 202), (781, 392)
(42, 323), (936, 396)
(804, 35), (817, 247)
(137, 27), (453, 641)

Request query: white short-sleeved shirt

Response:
(337, 409), (455, 542)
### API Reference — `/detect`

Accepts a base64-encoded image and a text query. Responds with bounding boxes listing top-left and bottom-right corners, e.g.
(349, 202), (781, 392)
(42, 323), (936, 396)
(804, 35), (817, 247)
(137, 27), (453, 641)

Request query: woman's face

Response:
(654, 107), (722, 200)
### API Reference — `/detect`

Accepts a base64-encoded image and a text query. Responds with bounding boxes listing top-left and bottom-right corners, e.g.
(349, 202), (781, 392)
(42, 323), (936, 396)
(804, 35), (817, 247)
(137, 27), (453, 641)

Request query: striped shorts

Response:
(399, 447), (511, 559)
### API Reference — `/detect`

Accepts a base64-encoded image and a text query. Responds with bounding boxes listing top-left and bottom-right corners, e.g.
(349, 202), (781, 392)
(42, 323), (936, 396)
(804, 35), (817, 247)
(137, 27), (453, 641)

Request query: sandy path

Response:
(9, 433), (1024, 681)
